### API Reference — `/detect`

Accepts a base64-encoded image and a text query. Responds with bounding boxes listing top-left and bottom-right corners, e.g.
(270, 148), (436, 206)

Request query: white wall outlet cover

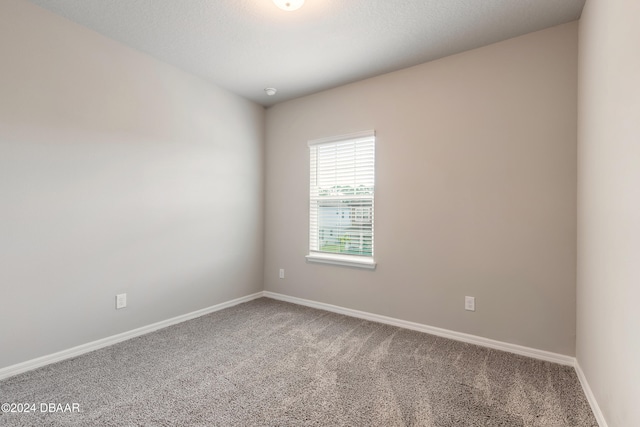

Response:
(279, 269), (285, 279)
(465, 296), (475, 311)
(116, 293), (127, 309)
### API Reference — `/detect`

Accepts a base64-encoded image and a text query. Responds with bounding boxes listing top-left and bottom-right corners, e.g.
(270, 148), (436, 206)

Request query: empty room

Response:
(0, 0), (637, 426)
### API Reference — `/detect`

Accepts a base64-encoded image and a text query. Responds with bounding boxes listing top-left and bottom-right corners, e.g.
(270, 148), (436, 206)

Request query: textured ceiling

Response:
(27, 0), (585, 107)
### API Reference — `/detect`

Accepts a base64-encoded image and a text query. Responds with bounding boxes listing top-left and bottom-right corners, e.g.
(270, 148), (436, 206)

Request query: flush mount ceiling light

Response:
(264, 88), (277, 96)
(272, 0), (304, 11)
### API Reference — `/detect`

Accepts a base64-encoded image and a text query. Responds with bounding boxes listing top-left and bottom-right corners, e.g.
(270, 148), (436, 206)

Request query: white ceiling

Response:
(27, 0), (585, 107)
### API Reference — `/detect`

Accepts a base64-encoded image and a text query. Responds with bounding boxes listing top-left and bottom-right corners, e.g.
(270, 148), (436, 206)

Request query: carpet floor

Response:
(1, 297), (597, 426)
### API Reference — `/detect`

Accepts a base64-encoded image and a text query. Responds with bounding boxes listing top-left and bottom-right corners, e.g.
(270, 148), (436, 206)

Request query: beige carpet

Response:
(0, 298), (597, 426)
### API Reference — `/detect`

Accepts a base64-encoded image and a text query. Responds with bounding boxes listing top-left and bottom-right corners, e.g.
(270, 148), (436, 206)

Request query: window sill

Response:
(305, 252), (376, 270)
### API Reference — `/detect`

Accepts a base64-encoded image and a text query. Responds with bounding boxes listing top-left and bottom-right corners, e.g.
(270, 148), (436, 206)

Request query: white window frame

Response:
(305, 130), (376, 270)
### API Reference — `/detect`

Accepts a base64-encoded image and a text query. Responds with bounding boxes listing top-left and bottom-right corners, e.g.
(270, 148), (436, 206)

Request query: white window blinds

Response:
(308, 131), (375, 265)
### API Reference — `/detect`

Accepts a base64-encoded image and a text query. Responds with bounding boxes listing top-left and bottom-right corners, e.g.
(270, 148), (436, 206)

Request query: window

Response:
(306, 130), (376, 269)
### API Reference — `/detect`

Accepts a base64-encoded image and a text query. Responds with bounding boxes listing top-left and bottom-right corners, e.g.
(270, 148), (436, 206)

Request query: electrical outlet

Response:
(116, 293), (127, 310)
(279, 268), (285, 279)
(465, 296), (475, 312)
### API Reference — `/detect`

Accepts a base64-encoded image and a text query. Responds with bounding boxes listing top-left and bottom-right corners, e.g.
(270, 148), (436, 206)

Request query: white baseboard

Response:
(263, 291), (575, 366)
(575, 361), (608, 427)
(0, 292), (264, 381)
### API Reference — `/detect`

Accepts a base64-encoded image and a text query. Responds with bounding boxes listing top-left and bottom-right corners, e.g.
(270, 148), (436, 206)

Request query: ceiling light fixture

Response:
(264, 88), (277, 96)
(272, 0), (304, 12)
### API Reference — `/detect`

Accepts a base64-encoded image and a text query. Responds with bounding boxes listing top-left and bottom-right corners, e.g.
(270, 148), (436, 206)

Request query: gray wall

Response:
(0, 0), (264, 369)
(265, 22), (578, 356)
(577, 0), (640, 425)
